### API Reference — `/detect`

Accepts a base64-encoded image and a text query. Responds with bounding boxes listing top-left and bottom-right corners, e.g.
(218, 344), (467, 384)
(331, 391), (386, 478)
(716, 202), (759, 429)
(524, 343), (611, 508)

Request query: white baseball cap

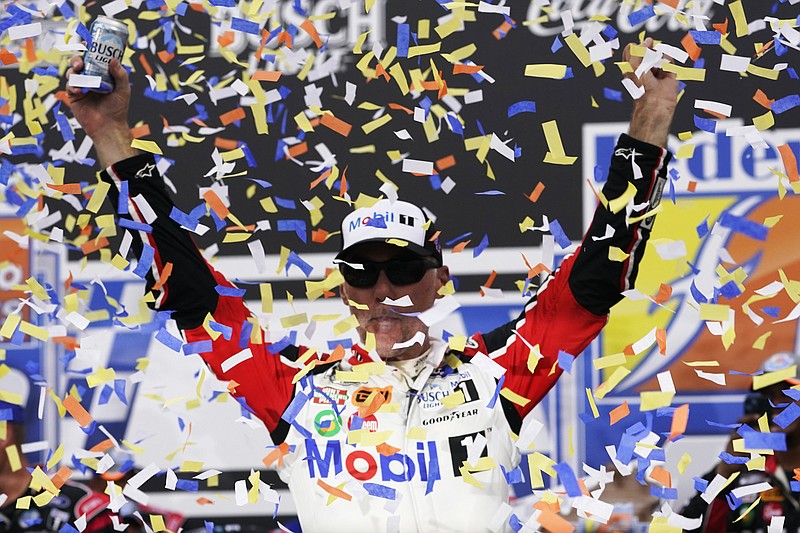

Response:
(337, 199), (442, 263)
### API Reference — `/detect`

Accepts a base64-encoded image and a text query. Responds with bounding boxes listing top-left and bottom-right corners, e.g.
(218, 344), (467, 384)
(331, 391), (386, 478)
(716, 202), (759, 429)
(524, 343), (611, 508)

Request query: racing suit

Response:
(100, 134), (670, 532)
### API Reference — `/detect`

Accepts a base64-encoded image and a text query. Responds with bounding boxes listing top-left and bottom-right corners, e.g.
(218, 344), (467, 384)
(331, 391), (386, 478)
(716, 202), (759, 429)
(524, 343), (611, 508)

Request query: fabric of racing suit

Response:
(0, 481), (184, 532)
(681, 455), (800, 532)
(100, 134), (670, 532)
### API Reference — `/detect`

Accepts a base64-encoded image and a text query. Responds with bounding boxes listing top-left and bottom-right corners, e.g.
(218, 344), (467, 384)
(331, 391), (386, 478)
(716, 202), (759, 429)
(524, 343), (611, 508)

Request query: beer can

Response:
(82, 16), (128, 93)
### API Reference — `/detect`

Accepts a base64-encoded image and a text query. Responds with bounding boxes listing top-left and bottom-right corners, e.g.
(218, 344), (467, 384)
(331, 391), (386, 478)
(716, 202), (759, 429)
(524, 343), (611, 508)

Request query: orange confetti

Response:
(794, 468), (800, 482)
(339, 165), (348, 198)
(375, 62), (390, 82)
(656, 328), (667, 355)
(217, 30), (235, 48)
(668, 403), (689, 441)
(300, 20), (323, 48)
(214, 137), (239, 151)
(51, 336), (80, 351)
(129, 124), (151, 139)
(609, 401), (630, 425)
(311, 228), (330, 243)
(712, 18), (729, 35)
(527, 182), (545, 203)
(24, 38), (36, 63)
(152, 262), (173, 291)
(753, 89), (775, 109)
(262, 442), (291, 469)
(533, 499), (560, 513)
(654, 283), (672, 304)
(435, 155), (456, 171)
(80, 237), (109, 255)
(0, 49), (18, 66)
(252, 70), (282, 82)
(778, 144), (799, 182)
(277, 30), (293, 48)
(358, 392), (386, 418)
(755, 40), (773, 57)
(492, 20), (514, 41)
(310, 168), (331, 190)
(138, 54), (154, 77)
(47, 183), (82, 194)
(451, 240), (471, 253)
(227, 380), (239, 394)
(62, 395), (93, 427)
(89, 439), (115, 453)
(680, 33), (701, 61)
(287, 142), (309, 159)
(483, 270), (497, 289)
(537, 509), (575, 533)
(376, 443), (401, 456)
(687, 181), (697, 192)
(157, 50), (174, 63)
(650, 465), (672, 488)
(220, 107), (246, 126)
(387, 103), (414, 115)
(203, 190), (230, 220)
(316, 479), (352, 502)
(326, 344), (346, 363)
(196, 497), (214, 505)
(51, 466), (72, 489)
(453, 64), (483, 75)
(320, 113), (352, 137)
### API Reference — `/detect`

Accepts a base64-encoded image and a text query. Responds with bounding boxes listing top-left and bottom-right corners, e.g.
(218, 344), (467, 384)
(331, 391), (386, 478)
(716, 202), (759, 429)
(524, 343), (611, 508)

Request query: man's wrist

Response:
(627, 102), (676, 148)
(93, 126), (139, 169)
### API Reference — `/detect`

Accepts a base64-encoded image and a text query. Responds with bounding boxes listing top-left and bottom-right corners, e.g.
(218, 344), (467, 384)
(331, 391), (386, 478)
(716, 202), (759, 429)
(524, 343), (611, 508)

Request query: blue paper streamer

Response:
(155, 328), (183, 351)
(215, 285), (246, 297)
(628, 5), (655, 25)
(363, 482), (396, 499)
(548, 219), (571, 249)
(689, 30), (721, 44)
(508, 101), (536, 117)
(771, 94), (800, 114)
(282, 391), (309, 424)
(554, 462), (582, 496)
(182, 340), (212, 355)
(773, 402), (800, 429)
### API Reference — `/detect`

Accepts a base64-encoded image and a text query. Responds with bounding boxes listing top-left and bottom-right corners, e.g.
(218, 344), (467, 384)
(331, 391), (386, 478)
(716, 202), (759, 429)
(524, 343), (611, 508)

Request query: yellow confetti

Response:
(131, 139), (163, 155)
(541, 120), (577, 165)
(524, 64), (568, 79)
(753, 365), (796, 390)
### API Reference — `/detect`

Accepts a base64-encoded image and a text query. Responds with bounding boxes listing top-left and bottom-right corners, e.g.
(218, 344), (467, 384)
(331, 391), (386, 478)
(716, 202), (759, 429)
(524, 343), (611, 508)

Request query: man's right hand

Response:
(66, 55), (139, 167)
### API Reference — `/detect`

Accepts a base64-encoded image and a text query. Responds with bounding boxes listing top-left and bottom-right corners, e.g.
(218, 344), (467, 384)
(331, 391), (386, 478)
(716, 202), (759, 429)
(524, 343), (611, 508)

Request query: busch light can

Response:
(83, 16), (128, 93)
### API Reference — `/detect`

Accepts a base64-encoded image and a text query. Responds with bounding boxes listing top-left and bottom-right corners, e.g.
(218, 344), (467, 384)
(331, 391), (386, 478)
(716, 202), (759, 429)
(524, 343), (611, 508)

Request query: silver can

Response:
(82, 16), (128, 93)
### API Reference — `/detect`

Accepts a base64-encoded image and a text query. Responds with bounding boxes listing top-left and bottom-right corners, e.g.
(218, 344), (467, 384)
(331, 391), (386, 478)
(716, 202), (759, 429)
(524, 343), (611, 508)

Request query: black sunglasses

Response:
(337, 258), (438, 288)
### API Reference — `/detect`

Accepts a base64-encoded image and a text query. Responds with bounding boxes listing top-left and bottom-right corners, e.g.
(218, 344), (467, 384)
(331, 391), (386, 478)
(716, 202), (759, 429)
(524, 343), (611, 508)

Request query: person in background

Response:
(681, 351), (800, 532)
(65, 37), (679, 532)
(0, 368), (183, 532)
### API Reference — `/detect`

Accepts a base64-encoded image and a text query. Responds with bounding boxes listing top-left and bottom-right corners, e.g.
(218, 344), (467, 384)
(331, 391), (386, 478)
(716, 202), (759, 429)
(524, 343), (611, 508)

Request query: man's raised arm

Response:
(66, 56), (220, 329)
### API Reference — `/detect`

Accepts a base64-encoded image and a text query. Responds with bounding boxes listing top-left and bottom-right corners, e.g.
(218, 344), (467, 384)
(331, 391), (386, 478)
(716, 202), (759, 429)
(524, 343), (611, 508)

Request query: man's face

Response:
(339, 242), (449, 361)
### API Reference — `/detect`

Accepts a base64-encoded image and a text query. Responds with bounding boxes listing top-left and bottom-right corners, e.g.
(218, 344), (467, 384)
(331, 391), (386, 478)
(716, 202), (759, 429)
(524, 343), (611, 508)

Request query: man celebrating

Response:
(66, 37), (678, 532)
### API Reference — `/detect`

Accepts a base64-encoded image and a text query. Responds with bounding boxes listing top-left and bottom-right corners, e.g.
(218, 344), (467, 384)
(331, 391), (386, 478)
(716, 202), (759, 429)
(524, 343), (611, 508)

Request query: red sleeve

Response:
(184, 268), (305, 442)
(469, 252), (607, 422)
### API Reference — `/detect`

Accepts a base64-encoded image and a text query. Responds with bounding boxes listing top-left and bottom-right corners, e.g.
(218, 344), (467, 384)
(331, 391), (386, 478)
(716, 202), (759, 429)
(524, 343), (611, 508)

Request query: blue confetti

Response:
(693, 115), (716, 133)
(397, 23), (409, 58)
(363, 482), (396, 499)
(628, 5), (655, 26)
(557, 350), (575, 373)
(231, 17), (259, 35)
(554, 462), (582, 496)
(689, 30), (721, 44)
(487, 375), (504, 409)
(132, 243), (154, 279)
(548, 219), (572, 249)
(718, 212), (768, 241)
(215, 285), (247, 297)
(473, 234), (489, 258)
(183, 340), (213, 355)
(282, 392), (309, 424)
(603, 87), (623, 101)
(118, 218), (152, 233)
(155, 328), (183, 351)
(773, 402), (800, 429)
(508, 101), (536, 117)
(277, 219), (307, 243)
(743, 430), (786, 451)
(771, 94), (800, 114)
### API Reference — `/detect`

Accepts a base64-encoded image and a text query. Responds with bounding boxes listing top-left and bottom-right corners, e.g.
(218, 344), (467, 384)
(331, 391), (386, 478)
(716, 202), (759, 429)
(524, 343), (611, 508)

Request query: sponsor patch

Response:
(352, 386), (392, 406)
(312, 386), (349, 406)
